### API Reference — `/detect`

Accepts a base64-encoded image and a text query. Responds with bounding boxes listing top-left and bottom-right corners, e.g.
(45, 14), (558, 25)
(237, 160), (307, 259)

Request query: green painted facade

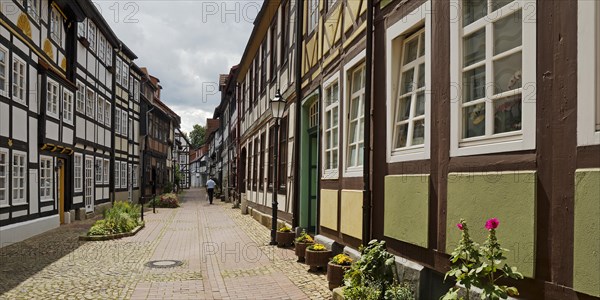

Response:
(445, 171), (537, 278)
(573, 169), (600, 297)
(384, 174), (430, 248)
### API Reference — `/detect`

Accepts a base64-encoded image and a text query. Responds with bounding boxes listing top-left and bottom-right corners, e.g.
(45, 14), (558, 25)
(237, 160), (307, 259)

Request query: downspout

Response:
(293, 0), (304, 229)
(362, 0), (374, 246)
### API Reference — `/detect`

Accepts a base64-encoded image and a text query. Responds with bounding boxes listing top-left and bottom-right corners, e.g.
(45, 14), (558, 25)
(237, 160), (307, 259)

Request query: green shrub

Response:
(343, 240), (415, 300)
(88, 201), (142, 236)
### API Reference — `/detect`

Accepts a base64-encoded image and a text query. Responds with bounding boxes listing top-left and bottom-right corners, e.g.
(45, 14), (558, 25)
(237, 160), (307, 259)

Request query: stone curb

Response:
(78, 223), (145, 241)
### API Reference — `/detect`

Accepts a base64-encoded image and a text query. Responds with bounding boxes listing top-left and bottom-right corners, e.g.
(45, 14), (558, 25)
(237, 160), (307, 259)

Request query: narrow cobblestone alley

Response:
(0, 189), (330, 300)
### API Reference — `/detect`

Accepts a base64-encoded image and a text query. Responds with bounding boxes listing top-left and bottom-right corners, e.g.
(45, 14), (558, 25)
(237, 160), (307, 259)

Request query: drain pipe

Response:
(362, 0), (374, 246)
(292, 0), (304, 229)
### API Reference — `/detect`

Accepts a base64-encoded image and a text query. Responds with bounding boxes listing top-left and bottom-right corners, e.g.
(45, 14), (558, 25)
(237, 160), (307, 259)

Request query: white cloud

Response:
(93, 0), (261, 131)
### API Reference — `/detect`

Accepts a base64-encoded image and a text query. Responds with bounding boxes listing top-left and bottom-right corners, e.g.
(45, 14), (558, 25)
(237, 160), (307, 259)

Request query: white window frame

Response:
(116, 58), (122, 85)
(85, 157), (93, 209)
(103, 158), (110, 184)
(114, 161), (120, 188)
(98, 35), (106, 62)
(97, 96), (104, 124)
(122, 63), (129, 87)
(50, 7), (63, 45)
(12, 56), (26, 105)
(88, 21), (96, 52)
(0, 45), (8, 97)
(74, 153), (83, 192)
(322, 73), (340, 179)
(577, 0), (600, 146)
(0, 148), (8, 207)
(115, 107), (121, 134)
(128, 117), (133, 139)
(63, 89), (73, 125)
(78, 20), (86, 39)
(86, 87), (95, 117)
(133, 164), (139, 188)
(386, 1), (431, 163)
(27, 0), (41, 23)
(40, 156), (53, 202)
(46, 79), (60, 119)
(450, 0), (536, 157)
(76, 83), (85, 113)
(12, 151), (27, 205)
(105, 100), (111, 127)
(121, 110), (128, 136)
(342, 50), (366, 178)
(308, 0), (319, 33)
(95, 157), (103, 184)
(133, 79), (140, 102)
(106, 43), (112, 66)
(120, 161), (127, 189)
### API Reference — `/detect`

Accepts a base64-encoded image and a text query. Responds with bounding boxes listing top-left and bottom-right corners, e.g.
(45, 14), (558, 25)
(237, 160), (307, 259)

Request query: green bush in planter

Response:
(88, 201), (142, 236)
(343, 240), (415, 300)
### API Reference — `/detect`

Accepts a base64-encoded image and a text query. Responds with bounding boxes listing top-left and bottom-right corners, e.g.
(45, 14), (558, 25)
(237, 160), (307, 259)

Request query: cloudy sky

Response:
(93, 0), (262, 134)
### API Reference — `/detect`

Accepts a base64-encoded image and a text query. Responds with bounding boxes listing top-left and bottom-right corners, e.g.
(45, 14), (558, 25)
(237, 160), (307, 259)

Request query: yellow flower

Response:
(310, 243), (326, 251)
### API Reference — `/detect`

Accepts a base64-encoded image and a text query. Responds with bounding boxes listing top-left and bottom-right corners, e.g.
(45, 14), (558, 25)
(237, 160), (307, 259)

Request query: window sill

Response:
(451, 136), (534, 157)
(343, 167), (363, 178)
(321, 170), (339, 180)
(41, 198), (54, 203)
(389, 146), (428, 163)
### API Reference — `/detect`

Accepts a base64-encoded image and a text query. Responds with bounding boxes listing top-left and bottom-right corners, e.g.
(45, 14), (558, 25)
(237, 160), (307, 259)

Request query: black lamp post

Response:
(269, 90), (286, 246)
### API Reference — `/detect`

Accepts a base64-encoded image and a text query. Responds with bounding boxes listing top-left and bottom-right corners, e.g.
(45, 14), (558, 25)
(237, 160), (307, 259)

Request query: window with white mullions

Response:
(97, 96), (104, 124)
(393, 29), (426, 151)
(121, 161), (127, 188)
(95, 157), (103, 184)
(40, 157), (53, 202)
(308, 0), (319, 33)
(115, 161), (121, 188)
(74, 154), (82, 192)
(323, 80), (339, 175)
(76, 84), (84, 113)
(63, 90), (73, 124)
(0, 149), (7, 206)
(27, 0), (40, 22)
(461, 2), (523, 139)
(85, 157), (93, 210)
(86, 88), (95, 117)
(451, 0), (536, 156)
(88, 21), (96, 52)
(105, 100), (111, 127)
(347, 64), (366, 169)
(0, 46), (8, 97)
(50, 7), (63, 44)
(103, 159), (109, 184)
(12, 152), (27, 204)
(47, 80), (60, 119)
(12, 57), (26, 104)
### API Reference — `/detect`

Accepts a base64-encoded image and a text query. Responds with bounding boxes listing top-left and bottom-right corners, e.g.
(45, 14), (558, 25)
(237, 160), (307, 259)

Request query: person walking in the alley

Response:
(206, 178), (216, 204)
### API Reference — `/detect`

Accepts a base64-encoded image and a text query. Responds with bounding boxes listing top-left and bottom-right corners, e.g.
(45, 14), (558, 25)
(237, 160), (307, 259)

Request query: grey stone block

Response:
(332, 287), (345, 300)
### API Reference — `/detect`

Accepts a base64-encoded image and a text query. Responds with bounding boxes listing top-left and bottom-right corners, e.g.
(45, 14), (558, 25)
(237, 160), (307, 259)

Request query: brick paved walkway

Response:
(0, 189), (330, 300)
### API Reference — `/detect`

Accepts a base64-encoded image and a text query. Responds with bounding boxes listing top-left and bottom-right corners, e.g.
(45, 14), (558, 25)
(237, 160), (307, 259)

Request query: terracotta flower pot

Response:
(327, 262), (351, 290)
(305, 248), (333, 271)
(295, 242), (313, 262)
(276, 231), (295, 247)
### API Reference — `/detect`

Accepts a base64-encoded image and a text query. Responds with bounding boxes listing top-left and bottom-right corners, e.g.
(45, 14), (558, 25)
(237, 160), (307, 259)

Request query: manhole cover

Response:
(145, 260), (184, 269)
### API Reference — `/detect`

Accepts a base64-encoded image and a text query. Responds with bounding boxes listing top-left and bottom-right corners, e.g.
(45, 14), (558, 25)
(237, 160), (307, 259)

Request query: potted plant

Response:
(305, 243), (333, 272)
(294, 230), (314, 262)
(327, 253), (353, 290)
(276, 225), (295, 247)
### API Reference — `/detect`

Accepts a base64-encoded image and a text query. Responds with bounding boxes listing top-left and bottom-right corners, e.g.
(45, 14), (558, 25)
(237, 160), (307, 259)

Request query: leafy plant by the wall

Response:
(442, 218), (523, 300)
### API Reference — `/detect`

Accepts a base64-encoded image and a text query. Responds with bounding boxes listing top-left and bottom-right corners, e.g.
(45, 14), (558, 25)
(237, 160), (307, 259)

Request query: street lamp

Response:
(269, 90), (285, 245)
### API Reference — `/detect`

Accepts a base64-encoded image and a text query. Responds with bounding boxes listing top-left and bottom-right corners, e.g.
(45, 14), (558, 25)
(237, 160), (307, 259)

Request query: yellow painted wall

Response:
(340, 190), (363, 239)
(573, 169), (600, 297)
(446, 171), (537, 278)
(384, 175), (429, 248)
(320, 189), (338, 230)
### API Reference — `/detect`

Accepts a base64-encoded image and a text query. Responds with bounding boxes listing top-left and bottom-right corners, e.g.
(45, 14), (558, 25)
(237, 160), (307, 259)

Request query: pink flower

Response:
(457, 223), (464, 231)
(485, 218), (500, 230)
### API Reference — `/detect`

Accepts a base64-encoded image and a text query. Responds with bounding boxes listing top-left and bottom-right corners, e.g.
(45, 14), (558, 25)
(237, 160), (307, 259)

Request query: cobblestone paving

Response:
(0, 189), (330, 300)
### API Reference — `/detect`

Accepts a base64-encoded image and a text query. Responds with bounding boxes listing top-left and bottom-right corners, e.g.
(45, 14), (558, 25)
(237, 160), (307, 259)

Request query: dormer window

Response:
(88, 21), (97, 52)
